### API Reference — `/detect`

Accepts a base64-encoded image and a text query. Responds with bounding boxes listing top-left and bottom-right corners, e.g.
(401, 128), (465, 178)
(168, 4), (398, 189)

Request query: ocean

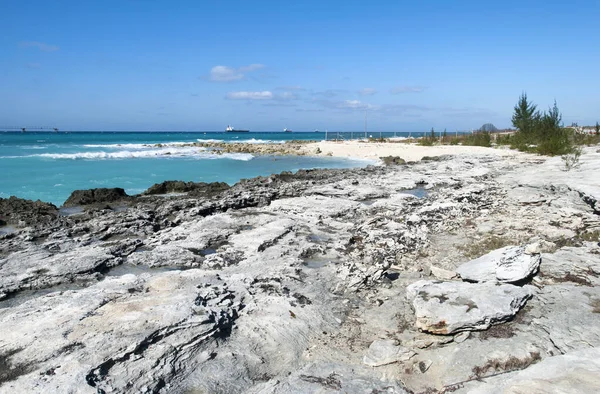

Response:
(0, 131), (408, 206)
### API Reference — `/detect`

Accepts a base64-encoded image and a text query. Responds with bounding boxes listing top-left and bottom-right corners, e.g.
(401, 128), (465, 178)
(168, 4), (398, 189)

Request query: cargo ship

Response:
(226, 125), (249, 133)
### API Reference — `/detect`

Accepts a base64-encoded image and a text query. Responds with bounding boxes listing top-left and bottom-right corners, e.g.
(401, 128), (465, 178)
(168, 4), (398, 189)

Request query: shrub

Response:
(462, 131), (492, 147)
(418, 137), (434, 146)
(511, 95), (574, 156)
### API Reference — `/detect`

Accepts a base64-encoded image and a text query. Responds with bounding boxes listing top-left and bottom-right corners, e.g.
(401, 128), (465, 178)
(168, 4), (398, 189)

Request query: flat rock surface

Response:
(363, 339), (415, 367)
(461, 347), (600, 393)
(456, 246), (541, 283)
(407, 280), (534, 334)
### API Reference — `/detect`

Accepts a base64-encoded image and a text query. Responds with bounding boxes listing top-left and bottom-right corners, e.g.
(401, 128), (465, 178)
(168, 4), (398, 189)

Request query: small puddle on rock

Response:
(0, 225), (17, 235)
(307, 234), (329, 243)
(302, 256), (338, 269)
(59, 206), (84, 216)
(401, 187), (428, 198)
(0, 282), (89, 309)
(105, 264), (182, 277)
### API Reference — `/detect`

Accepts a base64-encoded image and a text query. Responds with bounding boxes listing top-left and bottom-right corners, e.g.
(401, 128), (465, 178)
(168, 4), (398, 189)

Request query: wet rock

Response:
(406, 280), (534, 334)
(363, 339), (416, 367)
(0, 196), (58, 226)
(63, 188), (131, 207)
(456, 246), (541, 283)
(143, 180), (230, 197)
(380, 156), (406, 166)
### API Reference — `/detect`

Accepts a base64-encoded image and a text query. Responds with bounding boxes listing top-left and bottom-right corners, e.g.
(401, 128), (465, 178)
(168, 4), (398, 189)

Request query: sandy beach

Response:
(302, 140), (521, 162)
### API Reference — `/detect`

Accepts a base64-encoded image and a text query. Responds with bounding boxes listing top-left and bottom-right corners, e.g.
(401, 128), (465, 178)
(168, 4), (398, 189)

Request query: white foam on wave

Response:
(32, 147), (253, 161)
(196, 139), (224, 143)
(21, 145), (47, 150)
(238, 138), (286, 144)
(82, 141), (193, 149)
(196, 138), (286, 144)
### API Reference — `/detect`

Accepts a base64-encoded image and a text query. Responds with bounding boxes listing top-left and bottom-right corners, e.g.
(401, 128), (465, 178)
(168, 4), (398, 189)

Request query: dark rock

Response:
(63, 188), (130, 207)
(0, 196), (58, 226)
(380, 156), (407, 166)
(143, 180), (230, 197)
(421, 155), (451, 162)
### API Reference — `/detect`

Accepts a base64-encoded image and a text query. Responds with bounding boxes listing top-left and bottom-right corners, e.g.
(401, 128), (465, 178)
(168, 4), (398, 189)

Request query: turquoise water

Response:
(0, 131), (385, 206)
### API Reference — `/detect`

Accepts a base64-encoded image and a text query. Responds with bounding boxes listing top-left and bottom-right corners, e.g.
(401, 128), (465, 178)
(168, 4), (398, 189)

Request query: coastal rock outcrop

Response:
(0, 196), (58, 226)
(456, 246), (541, 283)
(63, 187), (131, 207)
(2, 149), (600, 393)
(143, 180), (230, 196)
(406, 280), (534, 334)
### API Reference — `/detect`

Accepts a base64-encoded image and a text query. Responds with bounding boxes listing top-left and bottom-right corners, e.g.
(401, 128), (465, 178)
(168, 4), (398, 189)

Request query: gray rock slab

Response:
(462, 347), (600, 394)
(246, 362), (410, 393)
(363, 339), (416, 367)
(456, 246), (541, 283)
(406, 280), (534, 334)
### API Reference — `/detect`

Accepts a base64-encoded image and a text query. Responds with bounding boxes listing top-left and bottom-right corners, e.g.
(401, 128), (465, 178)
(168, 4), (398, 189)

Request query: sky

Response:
(1, 0), (599, 132)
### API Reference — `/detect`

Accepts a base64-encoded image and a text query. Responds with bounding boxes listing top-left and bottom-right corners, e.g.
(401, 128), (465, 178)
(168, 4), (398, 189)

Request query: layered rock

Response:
(456, 246), (541, 283)
(406, 280), (534, 334)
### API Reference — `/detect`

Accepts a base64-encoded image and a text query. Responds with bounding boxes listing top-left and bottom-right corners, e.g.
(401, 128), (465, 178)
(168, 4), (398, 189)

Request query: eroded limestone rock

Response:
(456, 246), (541, 283)
(406, 280), (534, 334)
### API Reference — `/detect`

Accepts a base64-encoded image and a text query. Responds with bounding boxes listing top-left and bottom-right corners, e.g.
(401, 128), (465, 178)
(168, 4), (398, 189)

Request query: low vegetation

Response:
(471, 352), (541, 379)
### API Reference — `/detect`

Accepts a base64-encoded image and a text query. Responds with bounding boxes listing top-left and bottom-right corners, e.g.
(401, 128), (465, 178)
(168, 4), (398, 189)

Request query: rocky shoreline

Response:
(1, 148), (600, 393)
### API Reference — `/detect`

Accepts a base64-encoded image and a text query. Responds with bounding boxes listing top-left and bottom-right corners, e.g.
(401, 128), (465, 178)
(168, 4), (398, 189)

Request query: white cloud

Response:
(210, 66), (244, 82)
(209, 64), (265, 82)
(358, 88), (377, 96)
(390, 86), (427, 94)
(226, 91), (274, 100)
(19, 41), (59, 52)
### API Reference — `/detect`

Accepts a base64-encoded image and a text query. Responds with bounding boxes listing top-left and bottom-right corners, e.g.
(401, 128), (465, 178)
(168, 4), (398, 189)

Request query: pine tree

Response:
(430, 127), (435, 140)
(511, 93), (538, 135)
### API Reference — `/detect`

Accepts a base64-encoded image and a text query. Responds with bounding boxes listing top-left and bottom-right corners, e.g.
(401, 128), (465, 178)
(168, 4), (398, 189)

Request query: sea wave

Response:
(21, 145), (48, 150)
(196, 139), (224, 143)
(82, 141), (194, 149)
(238, 138), (286, 144)
(30, 147), (253, 161)
(196, 138), (286, 144)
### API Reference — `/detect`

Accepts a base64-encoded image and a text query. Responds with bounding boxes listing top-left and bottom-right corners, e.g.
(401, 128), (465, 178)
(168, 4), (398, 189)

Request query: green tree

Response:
(536, 101), (571, 156)
(430, 127), (435, 140)
(595, 122), (599, 135)
(512, 93), (538, 136)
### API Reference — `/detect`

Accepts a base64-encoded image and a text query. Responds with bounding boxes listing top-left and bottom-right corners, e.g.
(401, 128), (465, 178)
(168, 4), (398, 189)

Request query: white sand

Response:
(302, 140), (522, 162)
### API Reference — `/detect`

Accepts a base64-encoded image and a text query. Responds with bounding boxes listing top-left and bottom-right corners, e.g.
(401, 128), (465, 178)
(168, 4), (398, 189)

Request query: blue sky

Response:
(1, 0), (599, 132)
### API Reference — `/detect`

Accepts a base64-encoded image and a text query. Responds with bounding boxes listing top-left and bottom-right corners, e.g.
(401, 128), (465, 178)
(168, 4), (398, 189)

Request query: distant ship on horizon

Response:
(226, 125), (249, 133)
(283, 128), (292, 133)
